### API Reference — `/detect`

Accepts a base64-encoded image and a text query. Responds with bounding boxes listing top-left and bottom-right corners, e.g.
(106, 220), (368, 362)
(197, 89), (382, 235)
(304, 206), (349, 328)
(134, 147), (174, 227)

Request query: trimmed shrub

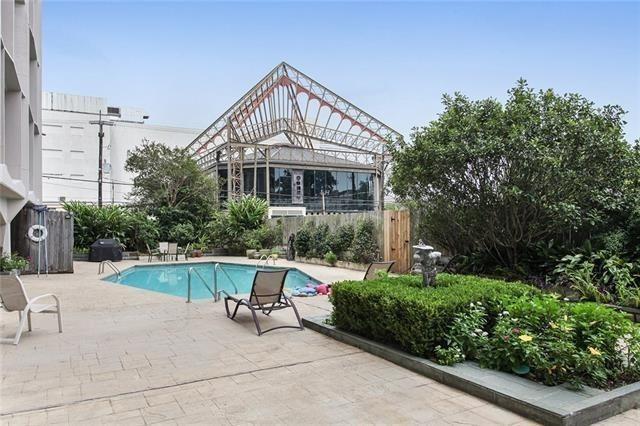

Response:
(350, 218), (378, 263)
(328, 224), (355, 258)
(325, 251), (337, 266)
(331, 273), (538, 357)
(294, 222), (314, 258)
(310, 223), (331, 258)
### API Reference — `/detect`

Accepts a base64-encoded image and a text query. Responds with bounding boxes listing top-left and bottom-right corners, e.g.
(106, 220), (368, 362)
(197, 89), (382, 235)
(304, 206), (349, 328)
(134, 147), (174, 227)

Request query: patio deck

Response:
(1, 258), (637, 425)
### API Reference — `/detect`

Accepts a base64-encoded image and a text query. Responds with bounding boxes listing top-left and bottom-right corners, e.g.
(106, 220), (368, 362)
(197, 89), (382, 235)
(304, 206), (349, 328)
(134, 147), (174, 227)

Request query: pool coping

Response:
(303, 315), (640, 426)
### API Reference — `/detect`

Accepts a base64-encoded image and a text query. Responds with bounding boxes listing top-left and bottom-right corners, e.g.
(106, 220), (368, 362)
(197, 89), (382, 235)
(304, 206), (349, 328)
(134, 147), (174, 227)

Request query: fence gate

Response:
(383, 210), (411, 273)
(11, 207), (74, 274)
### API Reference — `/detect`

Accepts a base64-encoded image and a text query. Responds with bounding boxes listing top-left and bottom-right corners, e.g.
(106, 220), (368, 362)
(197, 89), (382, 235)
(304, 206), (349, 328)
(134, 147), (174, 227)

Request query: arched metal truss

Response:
(187, 62), (402, 206)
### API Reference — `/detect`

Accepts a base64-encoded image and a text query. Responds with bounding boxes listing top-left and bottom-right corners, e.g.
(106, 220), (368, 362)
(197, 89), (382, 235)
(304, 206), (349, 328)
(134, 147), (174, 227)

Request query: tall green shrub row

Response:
(294, 218), (378, 264)
(63, 202), (159, 252)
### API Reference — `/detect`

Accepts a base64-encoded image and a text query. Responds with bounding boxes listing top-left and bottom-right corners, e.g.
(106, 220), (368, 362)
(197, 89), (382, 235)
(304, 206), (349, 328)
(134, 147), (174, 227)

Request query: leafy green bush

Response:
(226, 196), (268, 231)
(126, 211), (160, 252)
(324, 251), (337, 266)
(390, 81), (640, 275)
(554, 251), (639, 308)
(350, 218), (378, 263)
(64, 202), (131, 248)
(294, 222), (314, 258)
(477, 298), (640, 389)
(332, 273), (640, 389)
(331, 273), (537, 357)
(0, 253), (29, 271)
(328, 224), (354, 258)
(241, 224), (282, 251)
(310, 223), (331, 258)
(206, 211), (234, 249)
(63, 201), (160, 251)
(168, 223), (196, 247)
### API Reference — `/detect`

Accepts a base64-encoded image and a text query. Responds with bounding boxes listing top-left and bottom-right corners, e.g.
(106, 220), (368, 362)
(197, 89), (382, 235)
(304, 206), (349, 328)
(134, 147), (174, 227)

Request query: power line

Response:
(43, 175), (134, 186)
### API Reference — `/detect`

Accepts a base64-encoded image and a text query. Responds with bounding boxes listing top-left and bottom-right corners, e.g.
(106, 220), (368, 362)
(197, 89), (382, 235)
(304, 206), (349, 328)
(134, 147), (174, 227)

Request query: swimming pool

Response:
(102, 262), (320, 300)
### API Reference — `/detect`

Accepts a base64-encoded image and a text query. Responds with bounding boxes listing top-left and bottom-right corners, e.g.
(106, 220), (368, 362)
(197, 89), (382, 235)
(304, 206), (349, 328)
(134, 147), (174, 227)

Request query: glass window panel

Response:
(304, 170), (315, 197)
(314, 170), (325, 196)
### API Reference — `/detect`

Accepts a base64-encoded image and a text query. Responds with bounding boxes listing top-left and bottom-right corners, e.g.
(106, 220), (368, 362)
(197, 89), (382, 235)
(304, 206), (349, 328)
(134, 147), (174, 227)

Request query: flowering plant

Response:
(0, 253), (29, 272)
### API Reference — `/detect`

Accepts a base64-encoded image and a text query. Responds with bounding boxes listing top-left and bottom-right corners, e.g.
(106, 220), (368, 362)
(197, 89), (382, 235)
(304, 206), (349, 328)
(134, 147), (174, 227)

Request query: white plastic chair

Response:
(0, 274), (62, 345)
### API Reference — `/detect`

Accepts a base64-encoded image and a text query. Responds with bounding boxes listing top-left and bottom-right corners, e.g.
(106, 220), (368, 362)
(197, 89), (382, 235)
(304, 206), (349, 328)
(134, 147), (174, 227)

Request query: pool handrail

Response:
(256, 254), (276, 270)
(215, 263), (239, 297)
(98, 260), (121, 277)
(186, 264), (239, 303)
(187, 267), (215, 303)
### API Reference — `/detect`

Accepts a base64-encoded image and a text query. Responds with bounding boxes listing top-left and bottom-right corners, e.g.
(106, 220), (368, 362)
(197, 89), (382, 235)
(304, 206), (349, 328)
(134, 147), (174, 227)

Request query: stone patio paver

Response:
(1, 258), (637, 424)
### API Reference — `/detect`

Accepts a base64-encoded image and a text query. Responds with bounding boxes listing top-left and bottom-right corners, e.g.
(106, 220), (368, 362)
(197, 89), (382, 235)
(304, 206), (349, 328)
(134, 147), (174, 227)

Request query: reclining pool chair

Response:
(364, 261), (395, 281)
(0, 274), (62, 345)
(224, 269), (304, 336)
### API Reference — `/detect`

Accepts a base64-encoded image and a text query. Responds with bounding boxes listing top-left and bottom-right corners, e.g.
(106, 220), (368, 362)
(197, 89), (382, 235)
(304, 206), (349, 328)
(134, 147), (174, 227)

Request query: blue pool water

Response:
(102, 262), (320, 300)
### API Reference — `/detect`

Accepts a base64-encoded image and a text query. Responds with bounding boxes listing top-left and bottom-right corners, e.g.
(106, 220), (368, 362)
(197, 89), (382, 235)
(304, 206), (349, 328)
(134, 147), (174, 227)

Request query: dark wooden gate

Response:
(383, 210), (411, 273)
(11, 207), (74, 274)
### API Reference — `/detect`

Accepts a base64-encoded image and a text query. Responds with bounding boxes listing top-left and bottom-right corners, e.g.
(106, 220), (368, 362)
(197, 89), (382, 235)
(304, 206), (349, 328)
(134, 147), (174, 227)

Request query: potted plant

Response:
(0, 253), (29, 276)
(191, 236), (209, 258)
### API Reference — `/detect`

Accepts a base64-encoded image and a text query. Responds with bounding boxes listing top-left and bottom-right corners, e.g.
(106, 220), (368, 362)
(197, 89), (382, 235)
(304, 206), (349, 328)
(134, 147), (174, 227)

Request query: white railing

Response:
(256, 254), (277, 270)
(98, 260), (121, 277)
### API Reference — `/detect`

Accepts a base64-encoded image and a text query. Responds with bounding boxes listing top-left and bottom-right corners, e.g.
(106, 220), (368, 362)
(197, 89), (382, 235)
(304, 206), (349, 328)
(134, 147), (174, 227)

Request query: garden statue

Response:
(287, 233), (296, 261)
(412, 239), (441, 287)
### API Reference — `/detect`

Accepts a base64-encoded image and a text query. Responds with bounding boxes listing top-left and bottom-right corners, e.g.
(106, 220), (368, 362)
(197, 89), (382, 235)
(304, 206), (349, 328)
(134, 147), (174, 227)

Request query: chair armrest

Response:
(26, 294), (61, 311)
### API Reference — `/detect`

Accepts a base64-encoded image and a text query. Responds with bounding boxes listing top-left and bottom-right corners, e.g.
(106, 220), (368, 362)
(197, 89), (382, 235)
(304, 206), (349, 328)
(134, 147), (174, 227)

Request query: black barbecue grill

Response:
(89, 239), (123, 262)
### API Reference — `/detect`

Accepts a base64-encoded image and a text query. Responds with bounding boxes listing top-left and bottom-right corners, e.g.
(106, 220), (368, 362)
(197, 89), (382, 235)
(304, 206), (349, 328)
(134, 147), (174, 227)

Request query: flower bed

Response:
(330, 274), (640, 390)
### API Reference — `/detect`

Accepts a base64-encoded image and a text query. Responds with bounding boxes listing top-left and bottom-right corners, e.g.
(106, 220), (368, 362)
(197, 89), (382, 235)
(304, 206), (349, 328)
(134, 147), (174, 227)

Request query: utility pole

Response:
(90, 111), (114, 207)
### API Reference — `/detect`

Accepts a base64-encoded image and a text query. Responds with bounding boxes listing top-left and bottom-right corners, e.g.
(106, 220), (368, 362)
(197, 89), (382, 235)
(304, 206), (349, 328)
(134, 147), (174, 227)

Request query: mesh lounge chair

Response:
(364, 261), (395, 281)
(158, 242), (169, 261)
(224, 269), (304, 336)
(146, 243), (161, 262)
(167, 242), (179, 261)
(0, 275), (62, 345)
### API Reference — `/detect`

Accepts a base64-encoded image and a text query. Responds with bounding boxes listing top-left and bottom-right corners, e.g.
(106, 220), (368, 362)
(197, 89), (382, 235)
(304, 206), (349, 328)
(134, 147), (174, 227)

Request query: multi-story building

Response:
(0, 0), (42, 253)
(41, 92), (202, 206)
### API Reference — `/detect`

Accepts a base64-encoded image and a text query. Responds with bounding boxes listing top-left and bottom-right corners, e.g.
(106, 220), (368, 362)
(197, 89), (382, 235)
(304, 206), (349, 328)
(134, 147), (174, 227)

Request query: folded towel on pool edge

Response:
(318, 284), (330, 295)
(292, 286), (317, 297)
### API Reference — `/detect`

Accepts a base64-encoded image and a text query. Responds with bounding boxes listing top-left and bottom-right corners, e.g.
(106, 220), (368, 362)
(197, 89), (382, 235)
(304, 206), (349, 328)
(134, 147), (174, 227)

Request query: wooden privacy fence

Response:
(11, 207), (74, 274)
(268, 210), (413, 273)
(383, 210), (411, 273)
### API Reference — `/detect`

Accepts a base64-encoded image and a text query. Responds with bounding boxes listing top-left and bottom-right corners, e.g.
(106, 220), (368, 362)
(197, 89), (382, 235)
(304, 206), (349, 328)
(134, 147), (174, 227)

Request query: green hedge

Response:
(331, 273), (539, 357)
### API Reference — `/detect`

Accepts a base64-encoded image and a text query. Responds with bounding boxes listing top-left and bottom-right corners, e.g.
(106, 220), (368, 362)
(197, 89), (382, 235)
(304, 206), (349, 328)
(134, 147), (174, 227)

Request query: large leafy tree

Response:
(391, 80), (640, 274)
(125, 141), (218, 238)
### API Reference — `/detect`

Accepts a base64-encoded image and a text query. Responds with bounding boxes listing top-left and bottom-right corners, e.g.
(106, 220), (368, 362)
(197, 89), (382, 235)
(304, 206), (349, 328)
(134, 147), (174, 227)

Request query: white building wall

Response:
(0, 0), (42, 253)
(41, 93), (201, 206)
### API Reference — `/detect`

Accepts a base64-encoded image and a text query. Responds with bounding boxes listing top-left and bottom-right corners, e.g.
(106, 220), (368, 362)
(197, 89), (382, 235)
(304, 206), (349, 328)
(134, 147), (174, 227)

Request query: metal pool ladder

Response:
(256, 254), (276, 269)
(98, 260), (121, 277)
(187, 263), (239, 303)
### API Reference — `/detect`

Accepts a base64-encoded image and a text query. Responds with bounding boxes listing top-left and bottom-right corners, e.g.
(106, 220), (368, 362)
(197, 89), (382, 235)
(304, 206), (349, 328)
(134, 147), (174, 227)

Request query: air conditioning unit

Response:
(268, 206), (306, 218)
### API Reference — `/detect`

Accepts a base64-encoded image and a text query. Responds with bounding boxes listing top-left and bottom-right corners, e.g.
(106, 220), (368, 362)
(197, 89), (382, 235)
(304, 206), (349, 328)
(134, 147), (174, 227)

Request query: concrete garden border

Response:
(303, 316), (640, 426)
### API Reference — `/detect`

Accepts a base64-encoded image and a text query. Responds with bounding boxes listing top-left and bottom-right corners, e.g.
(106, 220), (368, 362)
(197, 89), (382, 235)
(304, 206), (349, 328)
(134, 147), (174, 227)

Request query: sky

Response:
(43, 1), (640, 142)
